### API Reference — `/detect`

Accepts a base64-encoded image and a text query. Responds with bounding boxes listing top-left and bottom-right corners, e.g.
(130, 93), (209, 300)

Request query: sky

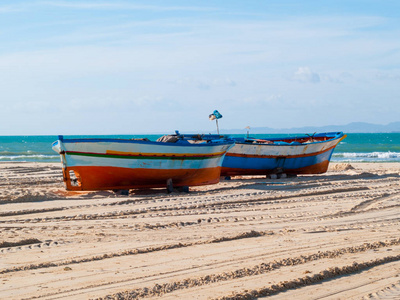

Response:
(0, 0), (399, 135)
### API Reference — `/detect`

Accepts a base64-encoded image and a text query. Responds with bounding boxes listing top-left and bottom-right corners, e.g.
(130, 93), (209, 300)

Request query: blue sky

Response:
(0, 1), (399, 135)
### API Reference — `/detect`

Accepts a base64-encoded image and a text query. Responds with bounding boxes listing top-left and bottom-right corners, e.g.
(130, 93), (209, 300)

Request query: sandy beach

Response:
(0, 162), (399, 300)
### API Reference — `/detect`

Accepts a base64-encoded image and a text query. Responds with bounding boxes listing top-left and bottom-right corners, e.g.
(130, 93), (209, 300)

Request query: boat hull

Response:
(52, 137), (233, 191)
(221, 132), (346, 176)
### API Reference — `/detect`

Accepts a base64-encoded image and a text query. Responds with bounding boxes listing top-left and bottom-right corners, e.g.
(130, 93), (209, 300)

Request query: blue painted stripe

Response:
(222, 148), (335, 170)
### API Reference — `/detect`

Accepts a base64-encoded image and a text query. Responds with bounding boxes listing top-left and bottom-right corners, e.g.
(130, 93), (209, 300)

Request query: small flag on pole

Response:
(209, 110), (222, 134)
(209, 110), (222, 120)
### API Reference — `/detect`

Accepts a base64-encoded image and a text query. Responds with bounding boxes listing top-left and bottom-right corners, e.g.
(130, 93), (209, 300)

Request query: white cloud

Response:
(39, 1), (216, 12)
(292, 67), (321, 83)
(320, 72), (354, 84)
(0, 3), (32, 13)
(0, 1), (216, 13)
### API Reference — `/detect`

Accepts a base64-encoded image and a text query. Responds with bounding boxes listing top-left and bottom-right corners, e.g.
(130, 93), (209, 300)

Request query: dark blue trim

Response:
(57, 138), (234, 147)
(237, 132), (344, 145)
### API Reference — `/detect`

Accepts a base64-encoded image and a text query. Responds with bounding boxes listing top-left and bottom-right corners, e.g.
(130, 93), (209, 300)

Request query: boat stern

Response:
(52, 135), (83, 190)
(52, 135), (65, 154)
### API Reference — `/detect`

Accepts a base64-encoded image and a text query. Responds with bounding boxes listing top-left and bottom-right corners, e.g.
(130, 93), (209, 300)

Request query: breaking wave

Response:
(0, 154), (59, 162)
(332, 151), (400, 162)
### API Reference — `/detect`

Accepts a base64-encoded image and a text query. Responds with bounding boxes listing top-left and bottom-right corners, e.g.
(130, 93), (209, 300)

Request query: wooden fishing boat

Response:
(221, 132), (346, 176)
(52, 134), (234, 191)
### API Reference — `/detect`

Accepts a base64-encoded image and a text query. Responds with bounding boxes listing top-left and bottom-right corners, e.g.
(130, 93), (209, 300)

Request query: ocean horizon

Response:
(0, 133), (399, 163)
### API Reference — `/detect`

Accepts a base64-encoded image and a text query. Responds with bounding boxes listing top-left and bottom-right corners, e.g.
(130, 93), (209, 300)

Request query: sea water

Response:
(0, 133), (399, 163)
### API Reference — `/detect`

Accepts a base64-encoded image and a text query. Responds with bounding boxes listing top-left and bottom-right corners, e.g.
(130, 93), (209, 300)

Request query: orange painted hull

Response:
(52, 136), (234, 191)
(62, 166), (222, 191)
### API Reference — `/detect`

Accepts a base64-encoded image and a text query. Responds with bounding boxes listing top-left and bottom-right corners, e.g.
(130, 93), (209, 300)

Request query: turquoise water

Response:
(0, 133), (399, 163)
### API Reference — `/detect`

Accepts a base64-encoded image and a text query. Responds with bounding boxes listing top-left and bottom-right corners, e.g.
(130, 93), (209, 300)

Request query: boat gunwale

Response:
(235, 132), (345, 146)
(52, 138), (234, 148)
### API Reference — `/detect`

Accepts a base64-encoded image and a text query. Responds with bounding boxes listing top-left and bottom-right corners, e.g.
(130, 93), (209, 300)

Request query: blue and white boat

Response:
(221, 132), (346, 176)
(52, 132), (234, 191)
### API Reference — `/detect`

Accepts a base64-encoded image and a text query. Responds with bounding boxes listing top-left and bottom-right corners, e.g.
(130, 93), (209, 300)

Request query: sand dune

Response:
(1, 162), (399, 299)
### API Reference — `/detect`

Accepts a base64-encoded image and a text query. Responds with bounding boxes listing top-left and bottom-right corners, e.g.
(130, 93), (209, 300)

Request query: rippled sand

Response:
(1, 162), (399, 299)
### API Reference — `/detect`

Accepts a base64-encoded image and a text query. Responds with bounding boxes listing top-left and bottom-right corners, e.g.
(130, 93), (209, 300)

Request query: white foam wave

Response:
(333, 151), (400, 158)
(332, 151), (400, 162)
(0, 155), (59, 161)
